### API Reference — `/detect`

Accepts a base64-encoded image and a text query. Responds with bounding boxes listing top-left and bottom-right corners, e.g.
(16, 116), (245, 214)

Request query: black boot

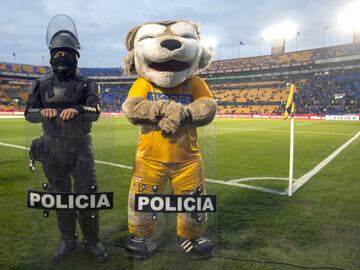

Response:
(53, 210), (77, 262)
(84, 240), (109, 262)
(53, 239), (77, 262)
(123, 236), (157, 260)
(78, 210), (108, 262)
(179, 237), (213, 259)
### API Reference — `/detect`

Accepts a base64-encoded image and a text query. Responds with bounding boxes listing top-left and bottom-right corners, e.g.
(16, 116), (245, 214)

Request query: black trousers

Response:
(42, 135), (99, 243)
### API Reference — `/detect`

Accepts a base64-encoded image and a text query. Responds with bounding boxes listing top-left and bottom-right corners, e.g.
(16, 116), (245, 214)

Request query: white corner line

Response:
(0, 141), (287, 195)
(2, 130), (359, 197)
(0, 142), (133, 170)
(0, 142), (29, 150)
(93, 160), (133, 170)
(229, 177), (289, 183)
(287, 131), (360, 195)
(205, 178), (287, 195)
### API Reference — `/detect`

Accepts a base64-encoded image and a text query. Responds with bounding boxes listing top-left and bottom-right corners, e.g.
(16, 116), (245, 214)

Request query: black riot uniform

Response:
(25, 14), (108, 262)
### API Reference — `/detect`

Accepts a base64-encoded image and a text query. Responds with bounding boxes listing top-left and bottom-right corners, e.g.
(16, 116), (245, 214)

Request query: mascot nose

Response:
(160, 39), (182, 51)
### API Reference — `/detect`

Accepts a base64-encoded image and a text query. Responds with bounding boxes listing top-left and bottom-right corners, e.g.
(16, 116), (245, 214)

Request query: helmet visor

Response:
(46, 14), (80, 49)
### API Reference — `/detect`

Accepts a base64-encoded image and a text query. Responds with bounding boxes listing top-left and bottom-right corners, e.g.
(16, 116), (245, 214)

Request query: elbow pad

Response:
(73, 104), (101, 114)
(25, 108), (43, 123)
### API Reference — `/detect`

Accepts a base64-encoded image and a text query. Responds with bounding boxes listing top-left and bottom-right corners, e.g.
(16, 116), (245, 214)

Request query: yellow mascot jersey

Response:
(127, 75), (213, 163)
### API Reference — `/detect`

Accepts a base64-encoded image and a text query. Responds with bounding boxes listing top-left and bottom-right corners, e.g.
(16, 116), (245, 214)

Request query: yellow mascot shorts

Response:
(128, 156), (207, 239)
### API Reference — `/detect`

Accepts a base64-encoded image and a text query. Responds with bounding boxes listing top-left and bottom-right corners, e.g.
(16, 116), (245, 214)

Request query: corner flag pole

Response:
(284, 83), (296, 196)
(288, 114), (295, 196)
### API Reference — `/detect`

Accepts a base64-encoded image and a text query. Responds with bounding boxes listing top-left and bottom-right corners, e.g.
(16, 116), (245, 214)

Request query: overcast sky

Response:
(0, 0), (356, 67)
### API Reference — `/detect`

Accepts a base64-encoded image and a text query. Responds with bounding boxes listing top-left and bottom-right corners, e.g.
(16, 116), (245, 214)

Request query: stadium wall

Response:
(1, 111), (359, 121)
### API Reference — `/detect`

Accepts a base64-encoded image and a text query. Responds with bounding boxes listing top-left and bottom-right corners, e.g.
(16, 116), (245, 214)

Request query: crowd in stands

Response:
(202, 43), (360, 74)
(0, 62), (122, 77)
(100, 84), (128, 112)
(0, 62), (50, 75)
(295, 74), (360, 114)
(1, 73), (359, 115)
(79, 67), (122, 77)
(2, 43), (360, 78)
(208, 73), (360, 115)
(205, 50), (313, 73)
(0, 81), (29, 111)
(0, 43), (359, 115)
(312, 43), (360, 60)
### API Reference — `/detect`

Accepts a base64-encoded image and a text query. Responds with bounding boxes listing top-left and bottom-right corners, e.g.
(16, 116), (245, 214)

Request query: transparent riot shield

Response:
(24, 103), (119, 269)
(46, 14), (80, 49)
(127, 112), (219, 270)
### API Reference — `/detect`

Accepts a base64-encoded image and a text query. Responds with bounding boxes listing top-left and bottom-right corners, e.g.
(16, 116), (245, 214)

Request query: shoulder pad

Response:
(28, 80), (39, 94)
(39, 72), (53, 82)
(73, 74), (88, 82)
(73, 75), (99, 94)
(86, 80), (100, 94)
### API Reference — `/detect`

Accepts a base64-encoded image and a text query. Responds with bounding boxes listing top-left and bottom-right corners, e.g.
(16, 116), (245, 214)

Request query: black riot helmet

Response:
(46, 15), (80, 79)
(46, 14), (81, 57)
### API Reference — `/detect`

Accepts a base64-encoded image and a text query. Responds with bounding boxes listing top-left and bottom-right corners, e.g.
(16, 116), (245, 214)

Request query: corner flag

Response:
(284, 83), (296, 196)
(284, 84), (295, 119)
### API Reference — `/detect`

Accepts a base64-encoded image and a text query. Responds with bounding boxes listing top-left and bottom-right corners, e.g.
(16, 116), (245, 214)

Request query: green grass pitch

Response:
(0, 117), (359, 269)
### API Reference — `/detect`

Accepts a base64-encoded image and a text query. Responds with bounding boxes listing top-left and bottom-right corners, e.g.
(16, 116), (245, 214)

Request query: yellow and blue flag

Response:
(284, 84), (296, 119)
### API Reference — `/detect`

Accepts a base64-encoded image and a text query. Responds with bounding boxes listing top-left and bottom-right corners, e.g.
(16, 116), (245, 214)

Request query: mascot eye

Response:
(181, 34), (197, 39)
(139, 35), (154, 41)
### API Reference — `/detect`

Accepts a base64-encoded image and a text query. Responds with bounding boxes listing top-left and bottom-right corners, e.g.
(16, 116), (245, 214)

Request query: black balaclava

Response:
(50, 49), (78, 81)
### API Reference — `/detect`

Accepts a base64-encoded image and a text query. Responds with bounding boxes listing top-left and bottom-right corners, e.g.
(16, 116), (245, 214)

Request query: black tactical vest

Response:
(38, 73), (92, 139)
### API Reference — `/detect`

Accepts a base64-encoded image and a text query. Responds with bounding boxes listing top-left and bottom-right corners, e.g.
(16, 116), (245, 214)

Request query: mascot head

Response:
(124, 20), (212, 88)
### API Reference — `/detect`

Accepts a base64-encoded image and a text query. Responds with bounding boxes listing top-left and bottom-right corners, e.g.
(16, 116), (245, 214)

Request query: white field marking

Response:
(296, 122), (314, 126)
(0, 142), (29, 150)
(285, 131), (360, 195)
(205, 178), (286, 195)
(0, 141), (286, 195)
(1, 130), (359, 196)
(94, 160), (133, 170)
(0, 142), (133, 170)
(214, 127), (353, 136)
(0, 115), (24, 119)
(229, 177), (289, 183)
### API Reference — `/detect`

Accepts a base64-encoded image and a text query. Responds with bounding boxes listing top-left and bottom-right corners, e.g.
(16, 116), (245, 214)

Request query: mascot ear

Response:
(123, 50), (136, 75)
(125, 25), (142, 51)
(124, 24), (142, 75)
(199, 46), (212, 70)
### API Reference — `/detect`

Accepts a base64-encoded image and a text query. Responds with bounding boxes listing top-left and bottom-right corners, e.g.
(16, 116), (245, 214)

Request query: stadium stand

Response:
(1, 43), (359, 115)
(100, 84), (128, 112)
(79, 67), (122, 77)
(0, 81), (28, 111)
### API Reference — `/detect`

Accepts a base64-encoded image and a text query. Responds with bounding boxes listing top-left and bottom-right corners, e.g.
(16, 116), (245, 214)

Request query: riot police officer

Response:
(25, 15), (108, 262)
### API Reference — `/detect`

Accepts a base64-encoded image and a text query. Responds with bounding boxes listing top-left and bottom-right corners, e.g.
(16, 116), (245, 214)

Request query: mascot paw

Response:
(158, 117), (179, 136)
(158, 102), (187, 135)
(161, 102), (186, 125)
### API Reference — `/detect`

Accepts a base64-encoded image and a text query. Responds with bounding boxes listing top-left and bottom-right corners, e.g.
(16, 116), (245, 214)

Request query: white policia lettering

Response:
(136, 195), (216, 212)
(28, 192), (112, 209)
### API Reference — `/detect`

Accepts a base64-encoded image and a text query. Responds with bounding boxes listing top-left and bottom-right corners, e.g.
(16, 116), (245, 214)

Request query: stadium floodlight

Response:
(262, 21), (298, 41)
(338, 1), (360, 31)
(201, 36), (218, 50)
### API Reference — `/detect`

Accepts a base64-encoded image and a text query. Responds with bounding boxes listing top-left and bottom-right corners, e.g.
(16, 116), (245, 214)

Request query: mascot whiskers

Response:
(122, 20), (217, 260)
